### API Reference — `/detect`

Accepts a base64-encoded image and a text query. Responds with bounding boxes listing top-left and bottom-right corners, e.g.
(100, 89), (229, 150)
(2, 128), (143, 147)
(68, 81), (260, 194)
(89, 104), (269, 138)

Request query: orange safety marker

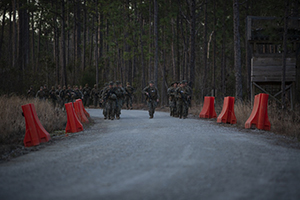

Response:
(245, 93), (271, 131)
(78, 99), (90, 118)
(22, 104), (40, 147)
(65, 102), (83, 133)
(199, 96), (217, 119)
(22, 103), (51, 147)
(30, 104), (51, 142)
(217, 96), (237, 124)
(74, 100), (89, 123)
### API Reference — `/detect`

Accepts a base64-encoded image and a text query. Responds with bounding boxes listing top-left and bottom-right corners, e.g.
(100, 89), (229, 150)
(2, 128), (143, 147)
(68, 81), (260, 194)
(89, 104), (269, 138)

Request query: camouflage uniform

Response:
(55, 86), (62, 108)
(43, 85), (49, 100)
(175, 83), (189, 119)
(114, 82), (126, 119)
(142, 81), (159, 119)
(82, 84), (91, 107)
(102, 82), (117, 120)
(167, 82), (177, 117)
(73, 86), (83, 100)
(59, 86), (67, 105)
(27, 87), (35, 98)
(65, 86), (74, 103)
(125, 82), (135, 109)
(36, 87), (44, 100)
(90, 84), (99, 107)
(49, 86), (57, 107)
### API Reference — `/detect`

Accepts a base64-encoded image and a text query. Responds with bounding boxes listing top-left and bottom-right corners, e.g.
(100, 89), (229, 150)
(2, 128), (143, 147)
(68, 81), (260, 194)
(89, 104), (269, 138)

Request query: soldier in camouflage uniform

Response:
(184, 80), (192, 108)
(125, 82), (135, 110)
(65, 85), (74, 103)
(90, 84), (99, 108)
(102, 82), (117, 120)
(167, 82), (178, 117)
(49, 86), (57, 107)
(55, 85), (62, 108)
(82, 83), (91, 107)
(114, 81), (126, 119)
(142, 81), (159, 119)
(43, 85), (49, 100)
(100, 83), (109, 117)
(59, 86), (67, 104)
(36, 86), (44, 100)
(175, 81), (189, 119)
(27, 86), (35, 98)
(73, 85), (83, 100)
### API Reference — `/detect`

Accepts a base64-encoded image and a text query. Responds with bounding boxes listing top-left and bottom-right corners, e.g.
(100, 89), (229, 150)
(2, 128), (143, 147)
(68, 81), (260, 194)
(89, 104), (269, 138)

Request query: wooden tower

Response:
(246, 16), (300, 109)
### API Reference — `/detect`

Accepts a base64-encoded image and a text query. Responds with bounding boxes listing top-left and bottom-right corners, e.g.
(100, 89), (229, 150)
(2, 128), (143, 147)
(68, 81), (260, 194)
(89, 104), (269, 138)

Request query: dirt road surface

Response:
(1, 109), (300, 200)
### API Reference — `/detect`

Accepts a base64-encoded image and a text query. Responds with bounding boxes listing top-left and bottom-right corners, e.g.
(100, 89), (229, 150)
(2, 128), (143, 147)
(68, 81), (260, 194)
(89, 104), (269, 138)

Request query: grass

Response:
(0, 95), (67, 145)
(186, 100), (300, 140)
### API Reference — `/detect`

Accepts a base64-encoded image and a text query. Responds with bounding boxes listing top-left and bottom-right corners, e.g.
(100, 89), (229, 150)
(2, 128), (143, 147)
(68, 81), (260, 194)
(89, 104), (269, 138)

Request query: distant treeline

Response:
(0, 0), (299, 104)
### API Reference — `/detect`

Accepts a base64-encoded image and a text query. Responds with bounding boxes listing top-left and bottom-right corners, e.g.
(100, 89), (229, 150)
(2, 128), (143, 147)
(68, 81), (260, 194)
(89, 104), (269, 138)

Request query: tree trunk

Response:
(233, 0), (243, 101)
(139, 15), (146, 99)
(82, 0), (86, 71)
(221, 1), (227, 97)
(212, 0), (216, 96)
(12, 0), (17, 69)
(18, 0), (30, 92)
(0, 5), (7, 61)
(282, 0), (289, 109)
(245, 0), (251, 100)
(154, 0), (158, 87)
(203, 0), (208, 99)
(189, 0), (196, 87)
(95, 0), (99, 87)
(61, 0), (67, 86)
(31, 10), (35, 71)
(76, 0), (82, 78)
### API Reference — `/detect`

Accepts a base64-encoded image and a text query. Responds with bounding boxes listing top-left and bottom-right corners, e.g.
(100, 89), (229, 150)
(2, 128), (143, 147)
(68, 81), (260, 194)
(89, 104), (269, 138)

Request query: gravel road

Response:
(1, 109), (300, 200)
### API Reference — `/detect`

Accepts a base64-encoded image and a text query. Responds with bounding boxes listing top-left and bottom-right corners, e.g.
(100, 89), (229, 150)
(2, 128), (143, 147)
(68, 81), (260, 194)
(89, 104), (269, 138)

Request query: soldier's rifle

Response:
(179, 91), (188, 105)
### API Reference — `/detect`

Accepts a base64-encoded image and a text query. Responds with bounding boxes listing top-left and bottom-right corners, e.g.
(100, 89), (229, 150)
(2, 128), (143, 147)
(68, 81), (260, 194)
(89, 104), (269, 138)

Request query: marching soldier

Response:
(27, 86), (35, 98)
(59, 86), (67, 104)
(90, 84), (99, 108)
(82, 83), (91, 107)
(142, 81), (159, 119)
(102, 81), (117, 120)
(56, 85), (62, 108)
(175, 81), (189, 119)
(125, 82), (135, 109)
(114, 81), (126, 119)
(36, 86), (44, 100)
(167, 82), (177, 117)
(43, 85), (49, 100)
(65, 85), (74, 103)
(73, 85), (83, 100)
(184, 80), (193, 108)
(49, 86), (57, 107)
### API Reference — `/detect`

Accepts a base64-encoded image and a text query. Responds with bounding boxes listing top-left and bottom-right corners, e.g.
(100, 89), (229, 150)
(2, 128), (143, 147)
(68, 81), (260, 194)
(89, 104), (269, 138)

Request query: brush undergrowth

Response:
(0, 95), (67, 145)
(188, 100), (300, 140)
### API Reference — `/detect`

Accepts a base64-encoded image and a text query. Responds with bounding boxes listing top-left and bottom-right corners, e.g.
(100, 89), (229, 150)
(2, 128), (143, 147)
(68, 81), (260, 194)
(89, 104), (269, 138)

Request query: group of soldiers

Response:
(98, 81), (135, 120)
(27, 84), (87, 108)
(26, 80), (191, 120)
(167, 80), (192, 119)
(26, 82), (136, 115)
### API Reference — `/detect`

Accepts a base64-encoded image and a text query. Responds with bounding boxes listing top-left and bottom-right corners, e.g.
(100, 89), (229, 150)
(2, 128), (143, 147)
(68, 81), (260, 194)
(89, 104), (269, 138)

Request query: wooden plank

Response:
(251, 77), (296, 82)
(251, 57), (296, 66)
